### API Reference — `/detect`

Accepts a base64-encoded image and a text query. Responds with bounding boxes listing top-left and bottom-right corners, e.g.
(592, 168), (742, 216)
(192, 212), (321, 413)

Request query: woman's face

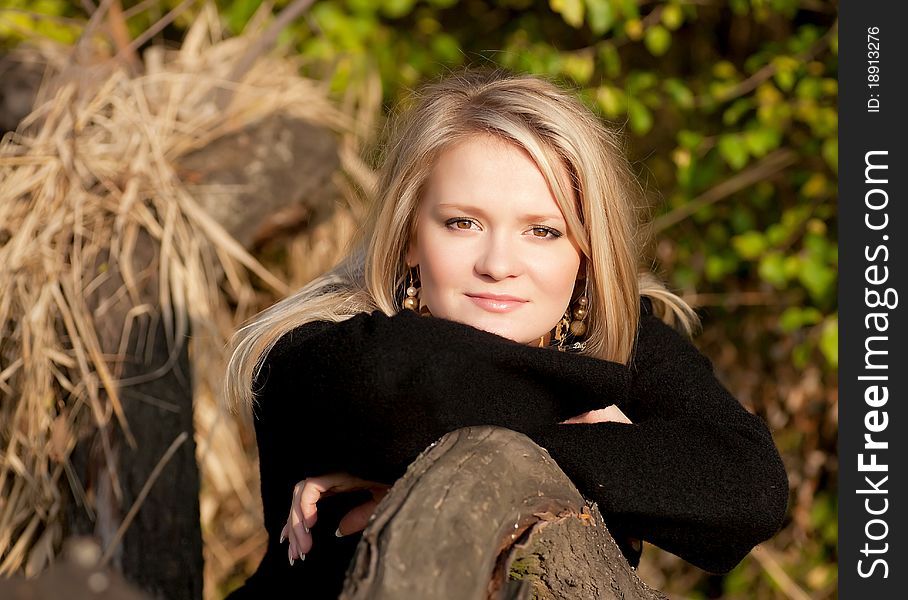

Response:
(405, 134), (583, 345)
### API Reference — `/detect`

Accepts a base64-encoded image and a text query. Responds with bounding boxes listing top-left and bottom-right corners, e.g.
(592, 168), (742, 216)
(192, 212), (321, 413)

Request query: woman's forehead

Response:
(423, 135), (571, 214)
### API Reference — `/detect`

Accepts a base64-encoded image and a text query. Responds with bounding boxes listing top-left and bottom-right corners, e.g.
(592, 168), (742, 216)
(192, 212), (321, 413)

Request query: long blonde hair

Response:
(225, 68), (697, 412)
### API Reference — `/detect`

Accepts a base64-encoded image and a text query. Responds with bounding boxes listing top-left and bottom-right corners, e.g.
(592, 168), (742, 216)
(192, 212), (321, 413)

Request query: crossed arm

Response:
(254, 309), (788, 574)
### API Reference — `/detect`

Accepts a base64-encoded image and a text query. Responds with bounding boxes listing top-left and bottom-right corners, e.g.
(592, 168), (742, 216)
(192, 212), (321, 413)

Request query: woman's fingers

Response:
(290, 487), (312, 556)
(286, 481), (315, 562)
(336, 486), (390, 536)
(284, 473), (389, 563)
(337, 499), (378, 537)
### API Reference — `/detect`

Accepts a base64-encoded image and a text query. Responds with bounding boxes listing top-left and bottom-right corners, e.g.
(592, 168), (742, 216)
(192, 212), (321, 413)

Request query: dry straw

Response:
(0, 2), (376, 595)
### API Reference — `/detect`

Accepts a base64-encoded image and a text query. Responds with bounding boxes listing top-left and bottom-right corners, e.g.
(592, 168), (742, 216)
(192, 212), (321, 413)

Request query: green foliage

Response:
(0, 0), (82, 46)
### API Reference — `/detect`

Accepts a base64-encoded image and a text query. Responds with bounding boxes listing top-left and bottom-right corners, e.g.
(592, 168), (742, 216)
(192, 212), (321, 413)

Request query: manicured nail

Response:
(335, 527), (343, 538)
(288, 546), (294, 566)
(280, 533), (286, 544)
(299, 551), (306, 561)
(304, 525), (310, 534)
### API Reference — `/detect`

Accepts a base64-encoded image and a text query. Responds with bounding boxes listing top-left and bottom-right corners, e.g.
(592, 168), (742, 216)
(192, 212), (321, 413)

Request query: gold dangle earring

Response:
(555, 274), (589, 352)
(569, 278), (590, 337)
(403, 266), (420, 311)
(554, 308), (571, 350)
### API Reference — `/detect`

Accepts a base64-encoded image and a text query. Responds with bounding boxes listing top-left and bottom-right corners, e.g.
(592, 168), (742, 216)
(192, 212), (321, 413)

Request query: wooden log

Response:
(340, 426), (666, 600)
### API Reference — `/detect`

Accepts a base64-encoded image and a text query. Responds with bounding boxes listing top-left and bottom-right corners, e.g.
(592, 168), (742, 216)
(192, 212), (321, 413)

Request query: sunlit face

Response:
(405, 134), (583, 345)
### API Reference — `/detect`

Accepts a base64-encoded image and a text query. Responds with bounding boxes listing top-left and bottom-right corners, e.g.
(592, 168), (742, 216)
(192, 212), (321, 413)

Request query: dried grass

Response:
(0, 3), (378, 596)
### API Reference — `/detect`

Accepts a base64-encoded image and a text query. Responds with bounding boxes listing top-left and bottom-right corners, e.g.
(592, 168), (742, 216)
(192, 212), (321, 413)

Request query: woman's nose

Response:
(475, 232), (522, 280)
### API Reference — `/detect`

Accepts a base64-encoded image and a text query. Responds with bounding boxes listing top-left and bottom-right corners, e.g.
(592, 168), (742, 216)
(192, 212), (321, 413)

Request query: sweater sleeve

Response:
(533, 312), (790, 573)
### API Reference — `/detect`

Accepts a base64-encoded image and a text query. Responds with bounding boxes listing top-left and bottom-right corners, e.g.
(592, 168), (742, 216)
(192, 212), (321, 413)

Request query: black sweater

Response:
(226, 300), (788, 599)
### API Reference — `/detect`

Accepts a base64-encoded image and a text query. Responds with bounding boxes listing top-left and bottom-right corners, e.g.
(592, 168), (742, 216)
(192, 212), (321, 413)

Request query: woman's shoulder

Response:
(634, 296), (711, 373)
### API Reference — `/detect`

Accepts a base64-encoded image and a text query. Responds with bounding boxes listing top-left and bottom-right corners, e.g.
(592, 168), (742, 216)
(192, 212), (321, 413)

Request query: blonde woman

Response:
(224, 69), (788, 598)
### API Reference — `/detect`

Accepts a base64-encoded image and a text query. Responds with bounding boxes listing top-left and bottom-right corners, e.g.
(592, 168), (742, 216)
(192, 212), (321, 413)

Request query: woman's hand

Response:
(560, 404), (632, 425)
(280, 472), (390, 565)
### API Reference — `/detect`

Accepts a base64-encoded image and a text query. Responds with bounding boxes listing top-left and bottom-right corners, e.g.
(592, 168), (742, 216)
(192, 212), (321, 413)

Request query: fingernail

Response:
(304, 525), (310, 534)
(288, 546), (294, 566)
(280, 533), (286, 544)
(299, 551), (306, 561)
(335, 527), (343, 538)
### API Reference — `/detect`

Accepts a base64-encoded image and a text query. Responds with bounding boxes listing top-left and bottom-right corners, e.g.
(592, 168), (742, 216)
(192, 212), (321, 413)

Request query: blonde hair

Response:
(225, 68), (698, 412)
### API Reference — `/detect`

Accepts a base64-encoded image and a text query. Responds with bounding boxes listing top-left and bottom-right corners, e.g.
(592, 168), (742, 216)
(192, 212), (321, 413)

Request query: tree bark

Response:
(340, 426), (666, 600)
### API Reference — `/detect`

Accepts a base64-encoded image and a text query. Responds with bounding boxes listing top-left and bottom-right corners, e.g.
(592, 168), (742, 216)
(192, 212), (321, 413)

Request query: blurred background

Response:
(0, 1), (837, 598)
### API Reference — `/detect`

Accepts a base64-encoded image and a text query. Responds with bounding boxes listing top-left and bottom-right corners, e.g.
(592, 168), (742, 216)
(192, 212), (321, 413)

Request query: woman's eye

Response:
(531, 226), (562, 239)
(446, 218), (477, 230)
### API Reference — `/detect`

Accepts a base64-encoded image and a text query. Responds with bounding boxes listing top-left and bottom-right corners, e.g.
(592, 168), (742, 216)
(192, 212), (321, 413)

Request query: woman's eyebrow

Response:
(436, 203), (565, 223)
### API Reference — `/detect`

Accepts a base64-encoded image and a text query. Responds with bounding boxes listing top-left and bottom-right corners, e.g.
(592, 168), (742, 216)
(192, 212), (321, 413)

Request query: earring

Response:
(569, 291), (589, 337)
(403, 266), (420, 311)
(554, 275), (589, 352)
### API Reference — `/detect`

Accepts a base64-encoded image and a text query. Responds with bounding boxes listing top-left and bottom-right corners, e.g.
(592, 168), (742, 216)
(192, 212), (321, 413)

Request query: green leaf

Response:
(550, 0), (585, 28)
(759, 252), (788, 288)
(718, 134), (749, 170)
(677, 129), (703, 150)
(644, 25), (672, 56)
(619, 0), (639, 19)
(722, 99), (753, 125)
(627, 97), (653, 134)
(598, 43), (621, 78)
(661, 3), (684, 30)
(820, 316), (838, 368)
(822, 138), (838, 173)
(779, 306), (822, 333)
(596, 85), (625, 117)
(349, 0), (380, 13)
(381, 0), (417, 19)
(795, 77), (822, 100)
(225, 0), (261, 34)
(798, 257), (836, 303)
(626, 71), (658, 94)
(771, 55), (800, 91)
(664, 79), (694, 108)
(744, 127), (781, 157)
(801, 174), (829, 199)
(562, 51), (595, 84)
(431, 33), (463, 64)
(730, 206), (755, 233)
(705, 253), (738, 282)
(586, 0), (615, 35)
(713, 60), (738, 79)
(731, 231), (766, 260)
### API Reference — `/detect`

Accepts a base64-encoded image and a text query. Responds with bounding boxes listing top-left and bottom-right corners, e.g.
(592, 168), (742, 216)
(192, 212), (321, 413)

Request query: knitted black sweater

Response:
(226, 300), (788, 598)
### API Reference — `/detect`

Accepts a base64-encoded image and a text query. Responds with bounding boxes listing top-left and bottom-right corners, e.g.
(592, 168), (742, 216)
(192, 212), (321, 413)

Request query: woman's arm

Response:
(533, 311), (789, 573)
(253, 307), (787, 574)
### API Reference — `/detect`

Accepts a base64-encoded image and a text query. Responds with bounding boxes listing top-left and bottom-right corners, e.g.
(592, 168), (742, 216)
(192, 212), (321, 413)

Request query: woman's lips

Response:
(466, 294), (528, 313)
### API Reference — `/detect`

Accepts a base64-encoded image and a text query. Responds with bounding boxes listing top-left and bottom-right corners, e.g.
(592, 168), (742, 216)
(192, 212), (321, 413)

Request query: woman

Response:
(224, 68), (788, 598)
